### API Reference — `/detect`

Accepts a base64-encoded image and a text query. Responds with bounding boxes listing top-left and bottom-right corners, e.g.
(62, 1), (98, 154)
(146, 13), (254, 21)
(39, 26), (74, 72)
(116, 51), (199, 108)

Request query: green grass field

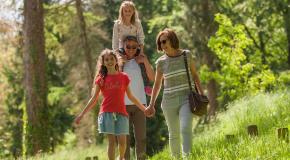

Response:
(26, 91), (289, 160)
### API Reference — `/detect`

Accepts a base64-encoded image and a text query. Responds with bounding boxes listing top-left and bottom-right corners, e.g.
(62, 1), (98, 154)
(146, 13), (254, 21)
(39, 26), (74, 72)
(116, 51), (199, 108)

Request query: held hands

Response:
(139, 104), (152, 118)
(144, 104), (155, 117)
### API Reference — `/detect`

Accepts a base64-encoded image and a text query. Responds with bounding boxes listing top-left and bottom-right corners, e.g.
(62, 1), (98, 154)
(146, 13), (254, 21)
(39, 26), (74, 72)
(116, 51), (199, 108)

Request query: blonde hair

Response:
(117, 1), (140, 25)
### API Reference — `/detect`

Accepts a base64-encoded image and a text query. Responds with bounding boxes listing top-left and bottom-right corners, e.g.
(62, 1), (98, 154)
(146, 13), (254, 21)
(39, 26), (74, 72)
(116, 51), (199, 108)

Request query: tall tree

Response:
(181, 0), (219, 118)
(74, 0), (97, 147)
(276, 0), (290, 68)
(75, 0), (94, 88)
(23, 0), (49, 155)
(219, 0), (289, 71)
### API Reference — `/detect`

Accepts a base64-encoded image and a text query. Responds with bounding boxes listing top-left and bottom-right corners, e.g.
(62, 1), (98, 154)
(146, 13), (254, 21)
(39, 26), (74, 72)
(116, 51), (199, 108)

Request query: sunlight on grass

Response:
(151, 91), (290, 159)
(28, 143), (107, 160)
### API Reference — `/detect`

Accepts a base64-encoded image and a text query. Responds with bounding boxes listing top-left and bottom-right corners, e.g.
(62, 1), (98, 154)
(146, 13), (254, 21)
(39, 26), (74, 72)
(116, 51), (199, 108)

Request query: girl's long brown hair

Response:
(91, 49), (119, 93)
(97, 49), (119, 81)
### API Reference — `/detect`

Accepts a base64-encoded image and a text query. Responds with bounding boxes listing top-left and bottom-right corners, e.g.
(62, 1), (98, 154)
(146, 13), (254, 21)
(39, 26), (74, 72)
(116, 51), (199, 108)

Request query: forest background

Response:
(0, 0), (289, 159)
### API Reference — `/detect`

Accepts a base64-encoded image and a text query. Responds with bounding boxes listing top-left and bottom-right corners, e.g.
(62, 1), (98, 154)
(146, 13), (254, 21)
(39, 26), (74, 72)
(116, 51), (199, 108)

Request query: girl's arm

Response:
(146, 67), (163, 113)
(112, 21), (119, 51)
(139, 44), (144, 55)
(126, 87), (146, 112)
(90, 73), (98, 96)
(75, 84), (101, 124)
(189, 58), (204, 95)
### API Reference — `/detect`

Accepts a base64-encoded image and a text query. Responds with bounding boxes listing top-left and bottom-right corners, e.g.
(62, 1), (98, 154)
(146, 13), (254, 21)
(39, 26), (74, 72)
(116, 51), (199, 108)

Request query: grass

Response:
(14, 91), (289, 160)
(27, 143), (107, 160)
(150, 91), (290, 159)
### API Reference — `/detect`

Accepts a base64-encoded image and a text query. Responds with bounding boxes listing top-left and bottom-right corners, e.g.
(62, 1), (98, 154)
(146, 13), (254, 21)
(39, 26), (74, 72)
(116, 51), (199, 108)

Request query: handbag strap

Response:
(183, 51), (199, 93)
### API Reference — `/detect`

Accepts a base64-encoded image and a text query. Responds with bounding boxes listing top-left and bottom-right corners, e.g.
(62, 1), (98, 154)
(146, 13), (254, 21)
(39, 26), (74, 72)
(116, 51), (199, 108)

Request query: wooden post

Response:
(225, 134), (235, 141)
(278, 128), (289, 143)
(93, 156), (98, 160)
(247, 125), (258, 136)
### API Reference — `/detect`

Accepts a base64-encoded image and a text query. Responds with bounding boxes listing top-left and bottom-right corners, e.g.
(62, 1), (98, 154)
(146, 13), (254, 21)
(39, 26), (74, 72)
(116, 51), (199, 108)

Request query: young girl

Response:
(112, 0), (144, 54)
(112, 0), (152, 96)
(75, 49), (147, 160)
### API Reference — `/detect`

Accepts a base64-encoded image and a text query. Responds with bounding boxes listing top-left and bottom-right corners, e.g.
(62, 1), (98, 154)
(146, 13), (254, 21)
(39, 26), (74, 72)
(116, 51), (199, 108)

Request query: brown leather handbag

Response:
(183, 51), (209, 116)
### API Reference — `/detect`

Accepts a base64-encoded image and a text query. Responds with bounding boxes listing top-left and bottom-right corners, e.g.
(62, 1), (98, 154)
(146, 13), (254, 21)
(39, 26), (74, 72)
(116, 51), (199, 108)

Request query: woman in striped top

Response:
(145, 28), (205, 158)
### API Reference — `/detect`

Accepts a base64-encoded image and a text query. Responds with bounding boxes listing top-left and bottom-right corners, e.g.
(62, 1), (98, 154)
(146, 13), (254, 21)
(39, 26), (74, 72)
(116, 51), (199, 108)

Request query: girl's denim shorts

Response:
(98, 112), (129, 135)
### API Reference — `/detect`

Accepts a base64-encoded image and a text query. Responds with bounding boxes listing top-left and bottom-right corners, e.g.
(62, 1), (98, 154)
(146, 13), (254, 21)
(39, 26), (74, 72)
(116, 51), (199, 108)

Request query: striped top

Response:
(156, 50), (195, 99)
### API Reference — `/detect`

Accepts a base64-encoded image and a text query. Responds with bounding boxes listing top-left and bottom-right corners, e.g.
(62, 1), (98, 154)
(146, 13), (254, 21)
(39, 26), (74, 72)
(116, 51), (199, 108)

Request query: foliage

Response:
(44, 1), (112, 149)
(206, 13), (277, 106)
(218, 0), (289, 71)
(1, 43), (24, 158)
(277, 70), (290, 89)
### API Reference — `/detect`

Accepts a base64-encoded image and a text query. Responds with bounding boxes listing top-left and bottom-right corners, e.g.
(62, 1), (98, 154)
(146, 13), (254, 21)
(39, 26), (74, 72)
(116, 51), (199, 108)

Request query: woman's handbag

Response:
(183, 51), (209, 116)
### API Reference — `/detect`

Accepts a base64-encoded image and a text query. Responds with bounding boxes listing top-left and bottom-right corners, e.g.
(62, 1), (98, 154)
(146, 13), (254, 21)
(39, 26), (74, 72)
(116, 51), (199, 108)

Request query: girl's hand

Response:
(140, 51), (145, 56)
(74, 114), (83, 125)
(145, 105), (155, 117)
(135, 54), (146, 64)
(140, 104), (146, 112)
(117, 52), (127, 65)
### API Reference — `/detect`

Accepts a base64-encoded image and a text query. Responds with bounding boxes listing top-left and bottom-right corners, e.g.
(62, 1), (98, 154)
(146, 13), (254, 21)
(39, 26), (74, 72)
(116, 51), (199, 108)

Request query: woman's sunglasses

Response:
(126, 45), (137, 49)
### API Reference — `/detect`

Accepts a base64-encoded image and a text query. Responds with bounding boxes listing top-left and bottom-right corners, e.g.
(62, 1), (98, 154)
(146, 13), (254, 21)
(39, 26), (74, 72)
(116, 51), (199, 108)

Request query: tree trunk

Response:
(282, 0), (290, 68)
(75, 0), (94, 87)
(182, 0), (219, 119)
(182, 1), (220, 118)
(23, 0), (49, 155)
(75, 0), (96, 147)
(201, 0), (219, 118)
(256, 15), (267, 65)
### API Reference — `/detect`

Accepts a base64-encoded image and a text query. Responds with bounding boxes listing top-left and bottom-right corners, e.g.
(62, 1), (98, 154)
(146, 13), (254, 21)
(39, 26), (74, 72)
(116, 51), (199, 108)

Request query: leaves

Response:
(207, 14), (277, 105)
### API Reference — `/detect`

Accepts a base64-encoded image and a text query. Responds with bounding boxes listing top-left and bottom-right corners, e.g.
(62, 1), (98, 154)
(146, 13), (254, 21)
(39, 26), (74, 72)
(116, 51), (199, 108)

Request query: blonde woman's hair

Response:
(117, 0), (139, 25)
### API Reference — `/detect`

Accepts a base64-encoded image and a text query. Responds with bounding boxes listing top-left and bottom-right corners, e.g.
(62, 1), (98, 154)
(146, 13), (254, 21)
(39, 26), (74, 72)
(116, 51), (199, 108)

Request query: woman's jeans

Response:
(161, 99), (193, 158)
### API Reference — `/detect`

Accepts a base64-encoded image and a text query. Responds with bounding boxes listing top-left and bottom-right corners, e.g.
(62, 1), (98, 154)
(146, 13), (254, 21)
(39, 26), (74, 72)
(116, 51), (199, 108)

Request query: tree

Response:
(274, 0), (290, 68)
(23, 0), (49, 155)
(75, 0), (94, 88)
(208, 14), (276, 105)
(218, 0), (289, 71)
(180, 0), (219, 118)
